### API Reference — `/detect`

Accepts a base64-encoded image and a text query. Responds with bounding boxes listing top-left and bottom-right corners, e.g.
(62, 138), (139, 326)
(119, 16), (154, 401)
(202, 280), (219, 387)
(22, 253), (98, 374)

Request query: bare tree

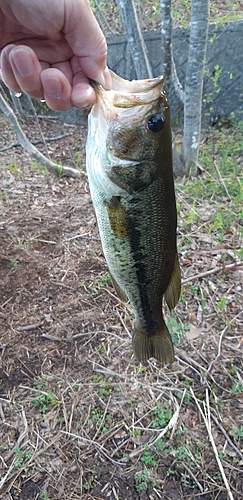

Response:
(181, 0), (210, 175)
(160, 0), (209, 176)
(117, 0), (152, 79)
(160, 0), (173, 95)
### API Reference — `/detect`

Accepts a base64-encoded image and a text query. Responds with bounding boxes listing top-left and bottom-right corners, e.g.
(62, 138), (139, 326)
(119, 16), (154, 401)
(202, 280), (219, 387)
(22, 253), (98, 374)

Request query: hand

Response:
(0, 0), (111, 110)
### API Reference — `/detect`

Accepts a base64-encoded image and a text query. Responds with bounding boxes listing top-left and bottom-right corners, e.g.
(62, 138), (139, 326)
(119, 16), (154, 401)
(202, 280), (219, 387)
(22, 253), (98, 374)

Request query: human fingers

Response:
(41, 68), (73, 111)
(1, 45), (44, 98)
(64, 0), (112, 89)
(1, 45), (21, 92)
(68, 56), (96, 109)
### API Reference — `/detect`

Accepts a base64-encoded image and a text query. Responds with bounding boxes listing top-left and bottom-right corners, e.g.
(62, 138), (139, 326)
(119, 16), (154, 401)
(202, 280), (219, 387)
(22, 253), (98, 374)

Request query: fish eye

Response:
(147, 114), (164, 132)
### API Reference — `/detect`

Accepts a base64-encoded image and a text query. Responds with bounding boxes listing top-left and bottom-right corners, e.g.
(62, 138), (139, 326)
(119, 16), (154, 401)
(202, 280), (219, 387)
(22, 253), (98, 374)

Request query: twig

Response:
(213, 159), (230, 198)
(17, 322), (42, 332)
(181, 462), (204, 492)
(16, 357), (37, 378)
(182, 262), (243, 285)
(60, 430), (125, 466)
(128, 399), (181, 460)
(190, 388), (235, 500)
(5, 410), (28, 460)
(0, 133), (72, 152)
(41, 334), (61, 341)
(72, 330), (126, 342)
(211, 413), (243, 461)
(203, 325), (228, 382)
(26, 96), (51, 159)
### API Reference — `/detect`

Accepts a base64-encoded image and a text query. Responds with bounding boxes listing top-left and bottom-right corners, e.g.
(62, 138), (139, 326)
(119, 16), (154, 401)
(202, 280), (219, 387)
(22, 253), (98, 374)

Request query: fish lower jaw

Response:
(107, 154), (140, 168)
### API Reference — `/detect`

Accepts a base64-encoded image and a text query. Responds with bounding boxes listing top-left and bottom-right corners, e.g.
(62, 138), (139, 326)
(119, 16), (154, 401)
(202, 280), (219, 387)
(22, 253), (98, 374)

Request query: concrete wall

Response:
(106, 21), (243, 127)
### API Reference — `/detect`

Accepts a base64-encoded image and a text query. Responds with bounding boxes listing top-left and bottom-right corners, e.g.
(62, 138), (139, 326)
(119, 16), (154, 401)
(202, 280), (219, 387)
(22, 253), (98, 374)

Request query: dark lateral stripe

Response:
(127, 202), (157, 336)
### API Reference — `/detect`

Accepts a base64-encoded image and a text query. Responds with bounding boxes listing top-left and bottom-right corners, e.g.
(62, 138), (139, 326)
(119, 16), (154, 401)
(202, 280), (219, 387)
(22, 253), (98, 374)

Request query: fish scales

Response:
(86, 71), (181, 364)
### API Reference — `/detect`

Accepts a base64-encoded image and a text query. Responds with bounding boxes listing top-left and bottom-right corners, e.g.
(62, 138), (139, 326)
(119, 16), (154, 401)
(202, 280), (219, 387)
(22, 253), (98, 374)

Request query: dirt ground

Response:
(0, 111), (243, 500)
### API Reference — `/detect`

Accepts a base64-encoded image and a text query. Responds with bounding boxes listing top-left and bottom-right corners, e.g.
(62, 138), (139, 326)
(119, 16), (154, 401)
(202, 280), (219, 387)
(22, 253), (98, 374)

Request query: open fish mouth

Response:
(92, 71), (164, 113)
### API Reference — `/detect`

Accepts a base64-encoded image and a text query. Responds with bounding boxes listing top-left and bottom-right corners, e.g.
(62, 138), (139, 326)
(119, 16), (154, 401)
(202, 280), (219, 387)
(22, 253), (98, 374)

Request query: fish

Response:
(86, 70), (181, 364)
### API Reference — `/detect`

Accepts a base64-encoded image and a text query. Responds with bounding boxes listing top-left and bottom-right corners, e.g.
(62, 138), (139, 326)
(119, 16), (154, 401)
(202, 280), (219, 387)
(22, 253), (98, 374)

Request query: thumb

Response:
(64, 0), (112, 89)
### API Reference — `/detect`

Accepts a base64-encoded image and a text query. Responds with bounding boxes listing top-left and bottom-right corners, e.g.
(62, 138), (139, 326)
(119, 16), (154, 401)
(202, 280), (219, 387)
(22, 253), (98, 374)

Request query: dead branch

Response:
(0, 133), (72, 152)
(182, 262), (243, 285)
(211, 413), (243, 461)
(0, 92), (80, 178)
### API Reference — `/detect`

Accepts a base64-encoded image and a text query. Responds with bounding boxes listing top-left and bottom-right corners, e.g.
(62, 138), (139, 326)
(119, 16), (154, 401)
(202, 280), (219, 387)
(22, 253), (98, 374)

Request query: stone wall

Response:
(106, 21), (243, 126)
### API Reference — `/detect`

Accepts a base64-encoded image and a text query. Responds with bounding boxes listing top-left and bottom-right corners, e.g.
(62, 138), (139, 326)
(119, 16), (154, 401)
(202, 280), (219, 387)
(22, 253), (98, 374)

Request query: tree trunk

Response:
(182, 0), (210, 176)
(117, 0), (152, 79)
(160, 0), (172, 95)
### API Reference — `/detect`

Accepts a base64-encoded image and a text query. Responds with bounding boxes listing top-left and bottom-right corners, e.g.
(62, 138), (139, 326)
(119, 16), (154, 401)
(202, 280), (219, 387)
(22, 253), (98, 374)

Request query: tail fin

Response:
(132, 323), (174, 364)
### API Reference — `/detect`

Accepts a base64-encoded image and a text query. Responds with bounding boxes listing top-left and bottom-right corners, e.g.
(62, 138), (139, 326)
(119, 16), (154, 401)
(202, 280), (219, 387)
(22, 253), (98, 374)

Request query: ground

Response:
(0, 110), (242, 500)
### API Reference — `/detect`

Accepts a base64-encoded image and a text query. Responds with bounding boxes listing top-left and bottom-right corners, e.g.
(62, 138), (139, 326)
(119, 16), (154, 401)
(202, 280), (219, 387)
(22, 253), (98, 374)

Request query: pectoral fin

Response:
(105, 196), (129, 238)
(109, 271), (128, 302)
(164, 253), (181, 310)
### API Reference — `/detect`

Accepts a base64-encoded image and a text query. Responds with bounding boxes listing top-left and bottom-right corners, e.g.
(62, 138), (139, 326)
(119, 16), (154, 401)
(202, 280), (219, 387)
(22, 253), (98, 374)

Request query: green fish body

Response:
(86, 71), (181, 363)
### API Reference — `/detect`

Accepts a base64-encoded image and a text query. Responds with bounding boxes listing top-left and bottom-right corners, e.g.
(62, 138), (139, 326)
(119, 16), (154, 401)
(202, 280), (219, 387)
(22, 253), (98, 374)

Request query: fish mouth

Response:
(92, 71), (164, 109)
(107, 153), (140, 167)
(90, 71), (166, 136)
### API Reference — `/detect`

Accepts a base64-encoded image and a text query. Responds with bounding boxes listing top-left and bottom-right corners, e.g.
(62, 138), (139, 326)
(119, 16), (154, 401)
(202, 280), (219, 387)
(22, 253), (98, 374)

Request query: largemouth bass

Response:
(86, 71), (181, 364)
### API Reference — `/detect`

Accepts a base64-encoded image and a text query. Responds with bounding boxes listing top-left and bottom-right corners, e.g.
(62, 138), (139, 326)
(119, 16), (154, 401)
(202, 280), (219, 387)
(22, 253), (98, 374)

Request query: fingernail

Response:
(103, 66), (112, 89)
(11, 49), (34, 76)
(42, 78), (63, 99)
(97, 66), (112, 90)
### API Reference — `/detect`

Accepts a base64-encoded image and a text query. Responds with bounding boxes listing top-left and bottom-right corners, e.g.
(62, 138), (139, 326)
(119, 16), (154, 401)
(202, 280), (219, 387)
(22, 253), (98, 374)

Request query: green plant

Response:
(152, 403), (172, 428)
(6, 158), (20, 177)
(167, 467), (176, 477)
(141, 446), (156, 467)
(135, 469), (149, 493)
(99, 383), (111, 397)
(88, 408), (112, 434)
(231, 381), (243, 395)
(167, 315), (190, 347)
(14, 447), (33, 467)
(175, 445), (194, 466)
(233, 427), (243, 440)
(33, 392), (61, 414)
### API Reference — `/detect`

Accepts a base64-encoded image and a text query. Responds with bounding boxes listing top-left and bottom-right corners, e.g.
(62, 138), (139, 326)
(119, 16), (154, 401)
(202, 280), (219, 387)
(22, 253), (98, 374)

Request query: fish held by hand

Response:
(86, 70), (181, 364)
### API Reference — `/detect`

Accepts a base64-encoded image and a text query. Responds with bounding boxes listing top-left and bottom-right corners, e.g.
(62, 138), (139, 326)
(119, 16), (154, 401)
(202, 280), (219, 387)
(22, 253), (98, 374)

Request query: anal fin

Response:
(164, 253), (181, 310)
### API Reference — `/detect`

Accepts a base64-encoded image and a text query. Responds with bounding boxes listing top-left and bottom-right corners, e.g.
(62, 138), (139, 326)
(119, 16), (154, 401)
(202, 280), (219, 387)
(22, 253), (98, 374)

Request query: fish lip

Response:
(91, 72), (163, 93)
(97, 70), (163, 93)
(107, 153), (140, 167)
(91, 71), (164, 109)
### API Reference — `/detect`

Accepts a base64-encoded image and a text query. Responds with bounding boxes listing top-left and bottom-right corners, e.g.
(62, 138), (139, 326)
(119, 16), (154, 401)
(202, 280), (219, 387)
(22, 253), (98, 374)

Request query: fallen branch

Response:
(203, 324), (228, 382)
(17, 322), (43, 332)
(0, 92), (80, 178)
(211, 413), (243, 461)
(0, 133), (72, 152)
(182, 262), (243, 285)
(60, 429), (126, 467)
